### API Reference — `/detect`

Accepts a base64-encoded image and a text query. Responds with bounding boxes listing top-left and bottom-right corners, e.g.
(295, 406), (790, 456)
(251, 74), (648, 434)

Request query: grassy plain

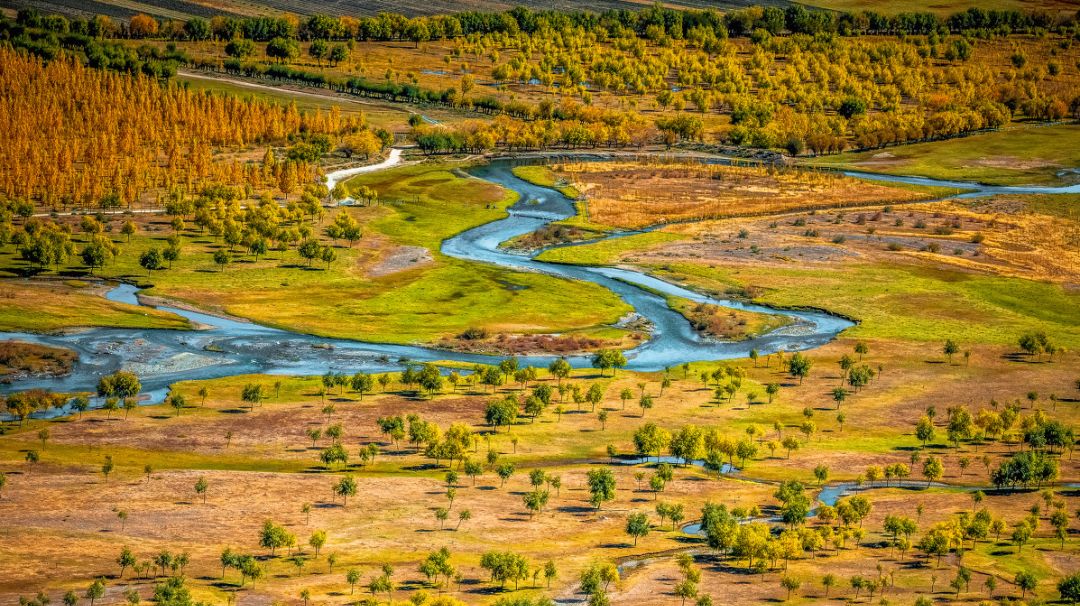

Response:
(1, 331), (1078, 604)
(510, 166), (581, 200)
(4, 147), (1079, 604)
(806, 123), (1080, 186)
(551, 160), (945, 229)
(800, 0), (1080, 15)
(0, 162), (629, 348)
(0, 280), (189, 333)
(174, 71), (467, 134)
(541, 192), (1080, 347)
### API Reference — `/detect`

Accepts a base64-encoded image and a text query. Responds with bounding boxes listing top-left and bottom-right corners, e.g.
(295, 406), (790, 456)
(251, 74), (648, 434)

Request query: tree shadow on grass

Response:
(556, 505), (595, 514)
(403, 463), (443, 471)
(463, 585), (519, 596)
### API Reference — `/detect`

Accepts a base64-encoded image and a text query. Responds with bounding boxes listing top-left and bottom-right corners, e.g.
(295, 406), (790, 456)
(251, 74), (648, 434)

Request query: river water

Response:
(2, 155), (1075, 405)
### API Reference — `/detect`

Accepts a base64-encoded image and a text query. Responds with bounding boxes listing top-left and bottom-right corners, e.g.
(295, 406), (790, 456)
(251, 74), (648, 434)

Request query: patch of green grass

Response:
(805, 124), (1080, 186)
(0, 436), (307, 473)
(0, 162), (630, 344)
(1025, 194), (1080, 221)
(536, 230), (686, 265)
(650, 261), (1080, 347)
(355, 162), (516, 249)
(511, 165), (581, 199)
(0, 282), (189, 333)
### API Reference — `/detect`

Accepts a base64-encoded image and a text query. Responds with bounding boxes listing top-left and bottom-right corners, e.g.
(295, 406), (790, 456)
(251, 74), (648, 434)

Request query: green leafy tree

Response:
(117, 547), (136, 578)
(626, 512), (650, 545)
(943, 339), (960, 364)
(334, 476), (357, 505)
(787, 353), (812, 384)
(139, 248), (163, 276)
(85, 580), (105, 606)
(194, 477), (208, 503)
(213, 249), (230, 271)
(587, 468), (616, 510)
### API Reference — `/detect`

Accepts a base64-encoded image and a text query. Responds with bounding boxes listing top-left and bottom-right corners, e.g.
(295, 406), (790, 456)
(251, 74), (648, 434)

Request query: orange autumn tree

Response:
(0, 46), (363, 210)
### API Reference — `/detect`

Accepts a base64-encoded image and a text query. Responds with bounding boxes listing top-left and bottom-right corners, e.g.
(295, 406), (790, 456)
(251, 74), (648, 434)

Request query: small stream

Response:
(1, 154), (1075, 407)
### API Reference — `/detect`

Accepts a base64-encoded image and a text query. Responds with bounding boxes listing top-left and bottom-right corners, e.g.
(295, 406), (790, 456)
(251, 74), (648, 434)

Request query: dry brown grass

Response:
(0, 341), (76, 380)
(1, 335), (1079, 603)
(637, 195), (1080, 286)
(557, 160), (935, 229)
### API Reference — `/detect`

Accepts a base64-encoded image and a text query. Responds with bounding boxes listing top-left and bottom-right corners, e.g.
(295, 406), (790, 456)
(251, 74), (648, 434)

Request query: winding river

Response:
(2, 154), (1077, 405)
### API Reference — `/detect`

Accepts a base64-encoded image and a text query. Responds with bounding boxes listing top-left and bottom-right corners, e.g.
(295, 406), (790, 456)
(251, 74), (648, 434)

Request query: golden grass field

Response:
(552, 160), (946, 229)
(1, 333), (1078, 605)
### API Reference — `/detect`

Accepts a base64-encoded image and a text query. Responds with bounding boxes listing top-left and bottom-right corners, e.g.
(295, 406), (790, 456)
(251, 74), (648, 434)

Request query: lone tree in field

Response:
(1059, 573), (1080, 603)
(213, 249), (230, 272)
(85, 579), (105, 606)
(139, 248), (163, 276)
(639, 394), (654, 417)
(241, 384), (264, 410)
(169, 394), (186, 416)
(334, 476), (358, 505)
(259, 520), (294, 556)
(117, 547), (136, 578)
(1016, 571), (1037, 598)
(943, 339), (960, 364)
(485, 396), (518, 432)
(625, 512), (650, 545)
(787, 353), (812, 384)
(922, 456), (944, 487)
(781, 576), (801, 601)
(831, 387), (846, 409)
(346, 569), (361, 594)
(309, 530), (327, 557)
(587, 468), (616, 510)
(194, 477), (208, 503)
(549, 357), (572, 384)
(766, 383), (780, 403)
(496, 462), (515, 487)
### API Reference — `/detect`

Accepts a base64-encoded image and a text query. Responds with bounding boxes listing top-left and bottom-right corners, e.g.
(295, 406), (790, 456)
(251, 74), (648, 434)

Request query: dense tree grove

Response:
(15, 5), (1070, 45)
(8, 5), (1077, 161)
(0, 45), (367, 210)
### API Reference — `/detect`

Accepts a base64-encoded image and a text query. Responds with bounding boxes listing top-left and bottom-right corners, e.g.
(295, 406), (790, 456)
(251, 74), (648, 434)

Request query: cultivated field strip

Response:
(1, 0), (225, 19)
(15, 0), (795, 19)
